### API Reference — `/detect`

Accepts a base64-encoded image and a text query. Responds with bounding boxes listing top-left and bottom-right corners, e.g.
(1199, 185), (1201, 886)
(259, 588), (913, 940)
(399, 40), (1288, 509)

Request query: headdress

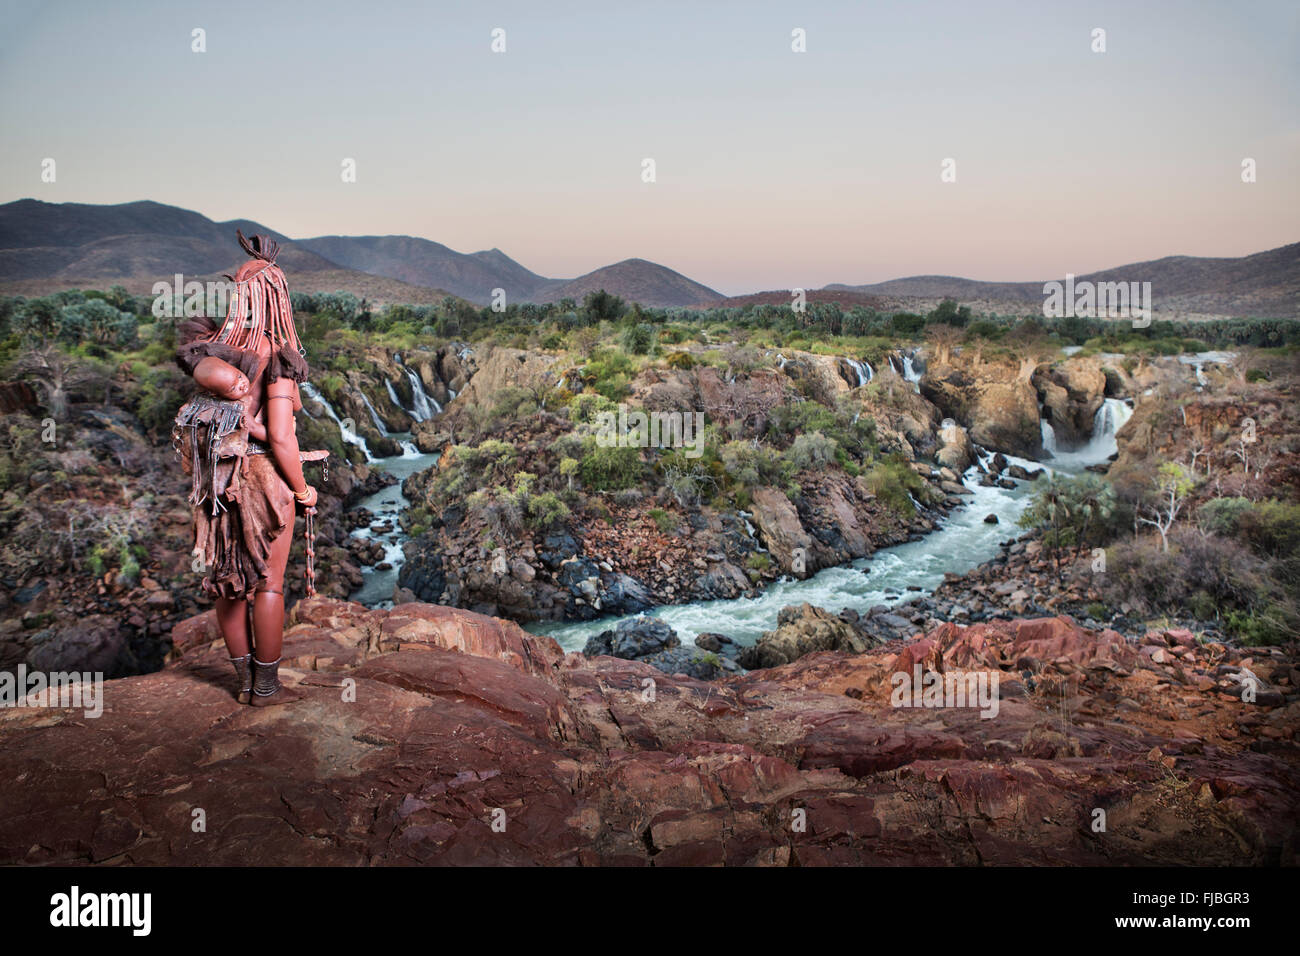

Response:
(176, 229), (309, 383)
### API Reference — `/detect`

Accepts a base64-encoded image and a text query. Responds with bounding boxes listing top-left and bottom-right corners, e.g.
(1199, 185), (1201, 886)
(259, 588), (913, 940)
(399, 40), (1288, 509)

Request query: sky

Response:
(1, 0), (1297, 295)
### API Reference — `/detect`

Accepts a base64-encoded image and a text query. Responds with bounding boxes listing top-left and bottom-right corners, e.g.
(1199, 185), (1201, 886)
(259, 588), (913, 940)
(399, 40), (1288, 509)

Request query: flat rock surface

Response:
(1, 600), (1295, 866)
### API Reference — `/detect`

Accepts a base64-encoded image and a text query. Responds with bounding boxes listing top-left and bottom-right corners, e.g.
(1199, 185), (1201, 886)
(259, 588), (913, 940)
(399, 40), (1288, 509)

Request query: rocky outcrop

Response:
(583, 616), (739, 679)
(1, 599), (1293, 865)
(449, 346), (559, 411)
(1035, 360), (1106, 444)
(737, 603), (878, 669)
(920, 359), (1042, 459)
(935, 418), (975, 472)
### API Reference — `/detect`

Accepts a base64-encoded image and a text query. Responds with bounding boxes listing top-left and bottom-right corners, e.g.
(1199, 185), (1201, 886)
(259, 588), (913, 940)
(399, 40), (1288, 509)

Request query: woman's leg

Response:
(251, 518), (293, 660)
(215, 596), (251, 657)
(249, 516), (301, 706)
(215, 595), (253, 703)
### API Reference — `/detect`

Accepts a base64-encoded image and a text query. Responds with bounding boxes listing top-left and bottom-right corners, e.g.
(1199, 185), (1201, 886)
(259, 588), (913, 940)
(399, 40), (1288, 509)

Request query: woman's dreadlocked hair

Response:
(177, 229), (310, 383)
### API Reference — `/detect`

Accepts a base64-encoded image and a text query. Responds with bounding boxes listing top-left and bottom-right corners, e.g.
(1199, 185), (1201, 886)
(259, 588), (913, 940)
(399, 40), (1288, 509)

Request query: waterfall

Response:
(844, 358), (873, 387)
(1038, 398), (1132, 470)
(399, 440), (421, 458)
(388, 362), (444, 423)
(300, 383), (375, 463)
(902, 353), (922, 385)
(359, 390), (387, 435)
(1040, 417), (1058, 454)
(385, 379), (406, 416)
(404, 368), (441, 421)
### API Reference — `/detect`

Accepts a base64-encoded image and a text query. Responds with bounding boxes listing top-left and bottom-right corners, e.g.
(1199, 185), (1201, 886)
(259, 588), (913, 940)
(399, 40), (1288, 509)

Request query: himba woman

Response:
(175, 231), (319, 706)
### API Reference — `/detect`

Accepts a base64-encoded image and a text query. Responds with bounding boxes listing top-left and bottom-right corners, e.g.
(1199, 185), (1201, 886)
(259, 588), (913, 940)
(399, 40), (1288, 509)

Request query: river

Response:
(331, 380), (1129, 651)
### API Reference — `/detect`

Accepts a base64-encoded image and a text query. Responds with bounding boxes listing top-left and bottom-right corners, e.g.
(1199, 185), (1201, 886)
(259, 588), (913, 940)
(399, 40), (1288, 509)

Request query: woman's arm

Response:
(243, 397), (268, 442)
(266, 378), (311, 502)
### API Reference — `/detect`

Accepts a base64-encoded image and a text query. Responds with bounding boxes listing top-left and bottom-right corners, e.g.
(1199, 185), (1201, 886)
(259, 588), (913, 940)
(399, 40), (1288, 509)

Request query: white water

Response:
(348, 439), (440, 607)
(1177, 351), (1236, 391)
(300, 383), (375, 463)
(360, 391), (388, 434)
(385, 379), (407, 417)
(901, 351), (922, 391)
(404, 367), (440, 421)
(531, 466), (1040, 652)
(844, 357), (874, 387)
(528, 396), (1127, 655)
(1038, 398), (1132, 472)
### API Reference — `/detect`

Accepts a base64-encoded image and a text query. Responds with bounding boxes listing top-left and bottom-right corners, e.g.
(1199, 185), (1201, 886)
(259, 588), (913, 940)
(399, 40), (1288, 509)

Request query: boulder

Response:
(738, 603), (874, 669)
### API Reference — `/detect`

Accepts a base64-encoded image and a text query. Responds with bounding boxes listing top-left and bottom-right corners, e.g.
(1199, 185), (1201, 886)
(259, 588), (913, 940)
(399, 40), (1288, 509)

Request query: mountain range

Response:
(0, 199), (1295, 317)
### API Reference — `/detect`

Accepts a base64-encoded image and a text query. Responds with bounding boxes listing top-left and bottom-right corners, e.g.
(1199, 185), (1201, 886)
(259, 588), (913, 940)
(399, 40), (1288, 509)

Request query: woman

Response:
(176, 231), (318, 706)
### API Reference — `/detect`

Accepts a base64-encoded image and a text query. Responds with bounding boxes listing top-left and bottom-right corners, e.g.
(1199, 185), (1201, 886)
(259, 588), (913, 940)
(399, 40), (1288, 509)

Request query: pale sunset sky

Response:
(1, 0), (1296, 294)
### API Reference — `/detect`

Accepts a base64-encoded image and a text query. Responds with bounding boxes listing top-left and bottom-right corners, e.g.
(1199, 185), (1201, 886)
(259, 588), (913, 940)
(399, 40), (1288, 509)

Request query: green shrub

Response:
(526, 492), (571, 531)
(864, 458), (926, 516)
(647, 508), (678, 533)
(579, 444), (642, 491)
(622, 323), (655, 355)
(665, 350), (694, 369)
(721, 440), (793, 489)
(785, 431), (838, 470)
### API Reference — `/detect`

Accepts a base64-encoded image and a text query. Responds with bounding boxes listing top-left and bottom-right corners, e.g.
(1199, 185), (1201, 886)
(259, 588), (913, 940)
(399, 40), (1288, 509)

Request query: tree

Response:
(1018, 472), (1119, 568)
(10, 345), (101, 418)
(1009, 329), (1054, 382)
(925, 323), (963, 366)
(926, 299), (970, 327)
(622, 323), (654, 355)
(1136, 462), (1194, 552)
(583, 290), (625, 323)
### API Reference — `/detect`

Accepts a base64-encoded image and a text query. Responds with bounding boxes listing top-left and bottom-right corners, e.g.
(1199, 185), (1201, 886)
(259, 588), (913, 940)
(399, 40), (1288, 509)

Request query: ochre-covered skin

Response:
(193, 355), (251, 400)
(176, 230), (315, 705)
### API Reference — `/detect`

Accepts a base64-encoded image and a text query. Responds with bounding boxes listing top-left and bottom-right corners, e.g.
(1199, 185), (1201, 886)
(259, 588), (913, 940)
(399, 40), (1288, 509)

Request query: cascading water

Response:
(527, 392), (1129, 653)
(1040, 417), (1058, 454)
(348, 360), (449, 607)
(347, 444), (441, 607)
(385, 379), (407, 416)
(844, 357), (874, 387)
(902, 353), (922, 386)
(300, 383), (375, 463)
(360, 391), (388, 434)
(404, 368), (441, 420)
(1038, 398), (1132, 471)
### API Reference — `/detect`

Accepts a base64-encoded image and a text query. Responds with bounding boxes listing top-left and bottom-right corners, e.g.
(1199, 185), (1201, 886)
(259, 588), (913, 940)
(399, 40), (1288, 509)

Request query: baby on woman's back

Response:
(191, 355), (268, 443)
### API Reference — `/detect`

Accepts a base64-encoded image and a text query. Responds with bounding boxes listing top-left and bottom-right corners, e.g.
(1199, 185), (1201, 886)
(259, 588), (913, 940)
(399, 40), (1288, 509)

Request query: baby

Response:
(192, 355), (267, 443)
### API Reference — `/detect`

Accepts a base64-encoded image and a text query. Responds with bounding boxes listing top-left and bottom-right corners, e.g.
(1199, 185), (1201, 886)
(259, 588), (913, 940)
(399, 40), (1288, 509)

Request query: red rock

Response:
(0, 604), (1294, 866)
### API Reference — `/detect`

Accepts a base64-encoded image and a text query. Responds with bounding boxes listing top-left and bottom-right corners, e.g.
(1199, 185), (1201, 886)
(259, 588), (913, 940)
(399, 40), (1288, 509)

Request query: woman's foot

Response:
(230, 654), (253, 705)
(249, 656), (302, 707)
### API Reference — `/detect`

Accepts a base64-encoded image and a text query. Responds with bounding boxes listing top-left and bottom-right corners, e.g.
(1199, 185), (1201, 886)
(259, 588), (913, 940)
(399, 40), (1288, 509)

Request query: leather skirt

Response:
(191, 453), (294, 599)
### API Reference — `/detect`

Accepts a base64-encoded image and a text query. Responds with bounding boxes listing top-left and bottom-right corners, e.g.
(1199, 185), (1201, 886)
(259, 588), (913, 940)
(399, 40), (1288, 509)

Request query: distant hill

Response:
(824, 243), (1300, 319)
(531, 258), (721, 308)
(296, 234), (548, 304)
(704, 288), (898, 311)
(0, 200), (721, 308)
(0, 199), (456, 304)
(1, 199), (1293, 317)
